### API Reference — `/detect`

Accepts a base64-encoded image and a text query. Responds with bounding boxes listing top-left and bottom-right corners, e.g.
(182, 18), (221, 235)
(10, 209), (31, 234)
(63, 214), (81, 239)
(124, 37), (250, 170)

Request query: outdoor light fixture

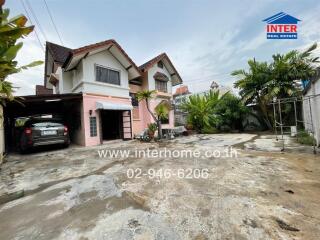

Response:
(89, 110), (93, 115)
(45, 99), (61, 102)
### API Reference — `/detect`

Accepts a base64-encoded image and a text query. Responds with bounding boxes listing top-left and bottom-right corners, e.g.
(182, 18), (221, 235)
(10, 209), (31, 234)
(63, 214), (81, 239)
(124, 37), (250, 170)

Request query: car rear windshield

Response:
(31, 122), (63, 127)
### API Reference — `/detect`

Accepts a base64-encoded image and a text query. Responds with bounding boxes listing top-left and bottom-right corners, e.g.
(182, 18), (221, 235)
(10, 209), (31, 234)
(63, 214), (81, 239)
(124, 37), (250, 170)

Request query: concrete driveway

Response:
(0, 134), (319, 240)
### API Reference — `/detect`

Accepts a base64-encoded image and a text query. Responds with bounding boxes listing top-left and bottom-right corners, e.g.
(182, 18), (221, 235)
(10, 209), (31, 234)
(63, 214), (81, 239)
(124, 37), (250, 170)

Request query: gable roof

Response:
(263, 12), (301, 24)
(67, 39), (140, 73)
(45, 39), (141, 81)
(139, 53), (183, 86)
(45, 40), (183, 85)
(173, 85), (190, 96)
(46, 41), (72, 64)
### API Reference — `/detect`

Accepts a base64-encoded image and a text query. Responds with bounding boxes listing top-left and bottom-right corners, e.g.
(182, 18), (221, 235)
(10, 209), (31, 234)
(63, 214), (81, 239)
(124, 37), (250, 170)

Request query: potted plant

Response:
(185, 123), (193, 130)
(147, 123), (158, 139)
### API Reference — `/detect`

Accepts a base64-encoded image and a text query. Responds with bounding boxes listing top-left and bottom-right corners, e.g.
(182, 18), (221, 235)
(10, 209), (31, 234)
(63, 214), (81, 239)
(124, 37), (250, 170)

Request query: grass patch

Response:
(297, 131), (316, 146)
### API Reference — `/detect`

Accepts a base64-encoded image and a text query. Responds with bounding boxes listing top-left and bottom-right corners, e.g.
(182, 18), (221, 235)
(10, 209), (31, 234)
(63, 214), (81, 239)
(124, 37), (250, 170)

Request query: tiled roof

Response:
(46, 40), (140, 74)
(67, 39), (140, 73)
(46, 42), (71, 64)
(46, 40), (182, 85)
(139, 53), (183, 86)
(173, 85), (190, 96)
(139, 53), (166, 71)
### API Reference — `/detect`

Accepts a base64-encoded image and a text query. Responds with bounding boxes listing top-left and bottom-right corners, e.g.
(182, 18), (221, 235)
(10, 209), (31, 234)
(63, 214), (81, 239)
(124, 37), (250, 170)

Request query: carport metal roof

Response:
(4, 93), (83, 118)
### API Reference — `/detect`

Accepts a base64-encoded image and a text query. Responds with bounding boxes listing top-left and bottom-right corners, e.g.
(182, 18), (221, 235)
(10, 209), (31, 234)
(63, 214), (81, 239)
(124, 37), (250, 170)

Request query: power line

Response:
(20, 0), (45, 52)
(25, 0), (48, 41)
(43, 0), (64, 45)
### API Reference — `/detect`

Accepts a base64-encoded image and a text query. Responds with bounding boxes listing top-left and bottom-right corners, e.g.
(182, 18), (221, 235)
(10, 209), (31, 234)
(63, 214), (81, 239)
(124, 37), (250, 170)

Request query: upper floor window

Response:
(157, 61), (163, 68)
(96, 65), (120, 85)
(155, 80), (167, 93)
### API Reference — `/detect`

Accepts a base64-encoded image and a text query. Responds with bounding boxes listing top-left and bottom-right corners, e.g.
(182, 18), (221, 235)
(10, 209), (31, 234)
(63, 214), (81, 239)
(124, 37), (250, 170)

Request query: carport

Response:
(3, 93), (83, 152)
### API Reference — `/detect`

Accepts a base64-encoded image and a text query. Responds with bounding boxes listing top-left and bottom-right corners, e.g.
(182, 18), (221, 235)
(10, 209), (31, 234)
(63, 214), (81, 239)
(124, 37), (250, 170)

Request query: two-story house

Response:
(44, 39), (182, 146)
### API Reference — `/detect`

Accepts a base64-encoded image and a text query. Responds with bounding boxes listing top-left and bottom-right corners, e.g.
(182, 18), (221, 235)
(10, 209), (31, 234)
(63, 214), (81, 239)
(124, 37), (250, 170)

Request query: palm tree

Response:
(0, 1), (43, 163)
(136, 90), (163, 138)
(232, 60), (273, 128)
(268, 43), (318, 98)
(233, 43), (319, 130)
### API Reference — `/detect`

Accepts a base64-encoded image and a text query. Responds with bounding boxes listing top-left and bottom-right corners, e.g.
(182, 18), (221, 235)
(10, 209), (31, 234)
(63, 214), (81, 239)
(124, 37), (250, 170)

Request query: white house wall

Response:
(81, 50), (130, 98)
(147, 63), (172, 94)
(303, 80), (320, 146)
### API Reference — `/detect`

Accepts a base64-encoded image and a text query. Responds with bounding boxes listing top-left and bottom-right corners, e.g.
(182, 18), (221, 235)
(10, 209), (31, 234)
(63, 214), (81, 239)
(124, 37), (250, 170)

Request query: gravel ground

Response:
(0, 133), (319, 240)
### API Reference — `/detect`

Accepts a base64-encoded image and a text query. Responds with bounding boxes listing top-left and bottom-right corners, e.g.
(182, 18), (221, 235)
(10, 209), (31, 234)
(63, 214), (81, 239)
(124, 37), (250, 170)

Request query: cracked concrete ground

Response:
(0, 133), (319, 240)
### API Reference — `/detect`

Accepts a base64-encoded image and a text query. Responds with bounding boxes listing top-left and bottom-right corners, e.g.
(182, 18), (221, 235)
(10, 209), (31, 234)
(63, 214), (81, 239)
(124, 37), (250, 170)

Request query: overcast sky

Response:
(6, 0), (320, 95)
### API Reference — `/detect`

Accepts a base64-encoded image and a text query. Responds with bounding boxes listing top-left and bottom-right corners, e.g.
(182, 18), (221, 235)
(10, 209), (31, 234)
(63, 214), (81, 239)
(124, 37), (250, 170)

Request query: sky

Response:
(6, 0), (320, 96)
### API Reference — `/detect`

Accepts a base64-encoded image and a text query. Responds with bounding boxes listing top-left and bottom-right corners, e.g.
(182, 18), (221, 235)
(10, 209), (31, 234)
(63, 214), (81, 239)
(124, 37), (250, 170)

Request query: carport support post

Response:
(294, 99), (298, 133)
(0, 104), (3, 165)
(308, 98), (316, 154)
(272, 101), (278, 141)
(278, 99), (284, 151)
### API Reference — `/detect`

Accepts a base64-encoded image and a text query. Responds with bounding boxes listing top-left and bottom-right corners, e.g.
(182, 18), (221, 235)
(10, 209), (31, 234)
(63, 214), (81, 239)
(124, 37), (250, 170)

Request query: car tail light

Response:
(25, 128), (32, 135)
(64, 126), (68, 135)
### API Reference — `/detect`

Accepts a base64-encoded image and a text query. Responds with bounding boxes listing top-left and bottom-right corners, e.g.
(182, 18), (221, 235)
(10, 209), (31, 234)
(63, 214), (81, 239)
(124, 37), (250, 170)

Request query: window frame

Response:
(95, 64), (121, 86)
(160, 115), (169, 124)
(89, 116), (97, 137)
(155, 79), (168, 93)
(157, 61), (164, 68)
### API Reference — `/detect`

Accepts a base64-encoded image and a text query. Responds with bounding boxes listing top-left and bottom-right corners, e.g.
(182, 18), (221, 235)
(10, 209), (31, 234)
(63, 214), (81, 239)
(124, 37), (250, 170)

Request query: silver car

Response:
(18, 118), (70, 152)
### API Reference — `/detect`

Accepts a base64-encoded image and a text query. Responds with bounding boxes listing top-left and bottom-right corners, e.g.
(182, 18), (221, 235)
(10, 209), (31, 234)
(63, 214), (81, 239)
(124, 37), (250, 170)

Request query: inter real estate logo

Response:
(263, 12), (301, 39)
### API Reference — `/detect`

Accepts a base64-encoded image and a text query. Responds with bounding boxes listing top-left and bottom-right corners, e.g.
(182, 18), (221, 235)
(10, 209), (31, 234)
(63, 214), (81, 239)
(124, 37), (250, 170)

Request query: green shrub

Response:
(147, 123), (158, 133)
(297, 131), (316, 146)
(201, 126), (219, 134)
(213, 93), (249, 131)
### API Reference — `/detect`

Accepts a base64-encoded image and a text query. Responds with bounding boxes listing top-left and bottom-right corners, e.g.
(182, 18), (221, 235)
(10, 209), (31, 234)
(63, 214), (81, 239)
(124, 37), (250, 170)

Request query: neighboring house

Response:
(302, 68), (320, 146)
(43, 39), (182, 146)
(173, 85), (191, 125)
(173, 82), (233, 125)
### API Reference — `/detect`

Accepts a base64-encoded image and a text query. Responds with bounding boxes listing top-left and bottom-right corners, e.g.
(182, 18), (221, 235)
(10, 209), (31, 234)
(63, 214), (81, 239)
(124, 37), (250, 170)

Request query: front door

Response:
(100, 110), (123, 140)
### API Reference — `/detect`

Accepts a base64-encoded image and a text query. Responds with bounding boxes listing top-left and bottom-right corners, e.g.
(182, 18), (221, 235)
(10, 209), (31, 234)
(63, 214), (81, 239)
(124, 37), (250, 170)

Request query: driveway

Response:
(0, 134), (319, 239)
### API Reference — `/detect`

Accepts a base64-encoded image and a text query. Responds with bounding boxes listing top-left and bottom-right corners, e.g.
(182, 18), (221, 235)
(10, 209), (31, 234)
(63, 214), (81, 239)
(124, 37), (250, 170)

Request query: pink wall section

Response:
(129, 84), (174, 136)
(149, 98), (174, 129)
(78, 86), (175, 146)
(82, 93), (132, 146)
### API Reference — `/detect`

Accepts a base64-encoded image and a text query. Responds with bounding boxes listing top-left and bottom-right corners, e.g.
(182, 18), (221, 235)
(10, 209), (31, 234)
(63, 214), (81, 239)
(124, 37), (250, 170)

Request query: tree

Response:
(232, 43), (319, 130)
(0, 0), (43, 163)
(268, 43), (318, 98)
(232, 60), (272, 129)
(136, 90), (163, 138)
(213, 92), (248, 131)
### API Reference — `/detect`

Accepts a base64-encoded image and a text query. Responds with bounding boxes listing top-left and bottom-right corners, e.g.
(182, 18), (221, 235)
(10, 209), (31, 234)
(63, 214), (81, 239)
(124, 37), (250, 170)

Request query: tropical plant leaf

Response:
(1, 42), (22, 61)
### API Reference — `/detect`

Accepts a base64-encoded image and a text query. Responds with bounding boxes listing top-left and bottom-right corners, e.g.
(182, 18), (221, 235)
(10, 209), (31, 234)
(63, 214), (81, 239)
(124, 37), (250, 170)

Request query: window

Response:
(157, 61), (163, 68)
(130, 93), (139, 107)
(155, 80), (167, 93)
(160, 115), (169, 124)
(89, 117), (97, 137)
(96, 65), (120, 85)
